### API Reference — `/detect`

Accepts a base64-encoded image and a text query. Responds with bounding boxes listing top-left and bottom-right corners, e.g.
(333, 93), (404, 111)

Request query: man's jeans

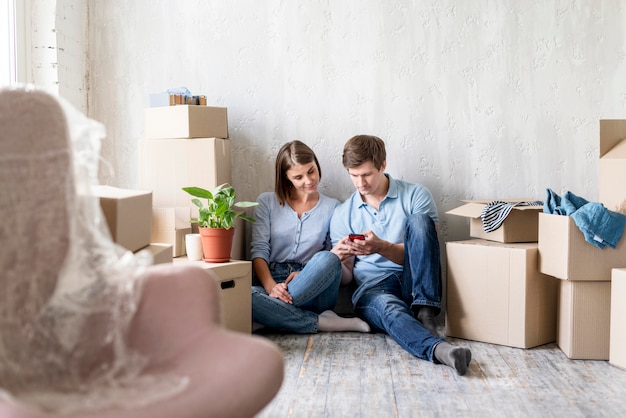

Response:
(354, 214), (444, 361)
(252, 251), (342, 333)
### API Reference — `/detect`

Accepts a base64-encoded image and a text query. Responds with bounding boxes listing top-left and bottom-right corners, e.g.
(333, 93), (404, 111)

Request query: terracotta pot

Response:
(198, 227), (234, 263)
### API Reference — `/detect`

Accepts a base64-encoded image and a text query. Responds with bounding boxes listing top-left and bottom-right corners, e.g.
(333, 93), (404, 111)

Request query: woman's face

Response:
(285, 161), (319, 196)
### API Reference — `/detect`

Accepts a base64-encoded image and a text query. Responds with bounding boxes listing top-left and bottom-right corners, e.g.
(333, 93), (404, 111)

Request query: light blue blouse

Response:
(250, 191), (340, 265)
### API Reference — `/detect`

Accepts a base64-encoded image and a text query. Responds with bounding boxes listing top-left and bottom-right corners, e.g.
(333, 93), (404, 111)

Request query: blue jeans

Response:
(251, 251), (342, 333)
(354, 214), (444, 361)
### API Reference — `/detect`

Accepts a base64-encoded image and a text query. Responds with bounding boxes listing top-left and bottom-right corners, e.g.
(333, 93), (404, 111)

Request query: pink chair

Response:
(0, 86), (283, 418)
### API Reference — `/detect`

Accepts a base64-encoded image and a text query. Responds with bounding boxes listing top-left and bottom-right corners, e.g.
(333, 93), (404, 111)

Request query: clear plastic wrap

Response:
(0, 85), (187, 414)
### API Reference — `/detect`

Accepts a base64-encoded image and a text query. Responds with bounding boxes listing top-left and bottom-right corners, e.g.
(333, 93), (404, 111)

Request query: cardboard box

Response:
(445, 239), (558, 348)
(599, 120), (626, 213)
(138, 137), (231, 209)
(93, 185), (152, 252)
(538, 212), (626, 281)
(144, 105), (228, 139)
(610, 268), (626, 370)
(137, 243), (173, 264)
(557, 280), (611, 360)
(446, 200), (542, 243)
(151, 207), (192, 257)
(172, 258), (252, 333)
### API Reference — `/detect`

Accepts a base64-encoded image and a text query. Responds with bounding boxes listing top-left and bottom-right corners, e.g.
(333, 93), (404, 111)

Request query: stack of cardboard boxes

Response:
(445, 201), (557, 349)
(600, 120), (626, 370)
(538, 120), (626, 362)
(445, 119), (626, 368)
(139, 104), (234, 258)
(139, 103), (251, 333)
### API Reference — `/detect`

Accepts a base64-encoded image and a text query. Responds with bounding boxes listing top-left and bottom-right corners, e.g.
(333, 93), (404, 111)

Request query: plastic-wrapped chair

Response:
(0, 86), (283, 418)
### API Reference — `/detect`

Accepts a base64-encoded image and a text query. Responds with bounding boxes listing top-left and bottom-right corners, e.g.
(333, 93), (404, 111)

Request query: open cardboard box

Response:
(446, 199), (542, 243)
(538, 212), (626, 281)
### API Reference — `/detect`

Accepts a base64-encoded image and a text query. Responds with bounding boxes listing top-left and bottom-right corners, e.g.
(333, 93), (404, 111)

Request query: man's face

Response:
(347, 160), (386, 196)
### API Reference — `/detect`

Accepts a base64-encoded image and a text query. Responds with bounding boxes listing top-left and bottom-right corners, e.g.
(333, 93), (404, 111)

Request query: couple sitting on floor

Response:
(250, 136), (472, 376)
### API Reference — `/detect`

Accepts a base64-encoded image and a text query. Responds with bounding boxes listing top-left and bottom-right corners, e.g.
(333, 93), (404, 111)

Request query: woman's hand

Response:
(268, 271), (299, 304)
(269, 282), (292, 304)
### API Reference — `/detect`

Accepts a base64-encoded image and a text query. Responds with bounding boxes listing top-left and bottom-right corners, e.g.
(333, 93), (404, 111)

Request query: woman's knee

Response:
(309, 251), (341, 272)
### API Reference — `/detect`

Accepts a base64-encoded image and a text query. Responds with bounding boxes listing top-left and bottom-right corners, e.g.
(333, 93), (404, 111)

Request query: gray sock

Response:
(434, 342), (472, 376)
(416, 306), (439, 337)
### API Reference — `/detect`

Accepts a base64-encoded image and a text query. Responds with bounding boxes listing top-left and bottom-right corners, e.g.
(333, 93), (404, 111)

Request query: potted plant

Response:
(182, 183), (259, 262)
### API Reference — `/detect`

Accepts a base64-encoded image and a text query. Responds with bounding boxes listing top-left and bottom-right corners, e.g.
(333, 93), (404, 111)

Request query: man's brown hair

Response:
(342, 135), (386, 170)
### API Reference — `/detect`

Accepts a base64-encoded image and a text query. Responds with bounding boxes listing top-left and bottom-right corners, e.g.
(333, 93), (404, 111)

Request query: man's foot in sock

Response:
(434, 342), (472, 376)
(318, 310), (371, 333)
(415, 306), (440, 337)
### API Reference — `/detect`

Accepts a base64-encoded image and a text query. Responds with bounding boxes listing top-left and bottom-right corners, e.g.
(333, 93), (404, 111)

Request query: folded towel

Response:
(544, 188), (626, 249)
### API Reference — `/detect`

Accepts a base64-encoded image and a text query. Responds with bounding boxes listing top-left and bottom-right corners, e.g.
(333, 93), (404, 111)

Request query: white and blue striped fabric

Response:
(480, 201), (542, 233)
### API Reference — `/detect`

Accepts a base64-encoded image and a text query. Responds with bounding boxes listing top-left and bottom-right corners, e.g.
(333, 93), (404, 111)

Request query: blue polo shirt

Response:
(330, 174), (438, 303)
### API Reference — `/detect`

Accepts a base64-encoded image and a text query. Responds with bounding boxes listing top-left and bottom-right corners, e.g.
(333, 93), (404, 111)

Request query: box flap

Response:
(600, 119), (626, 158)
(446, 202), (486, 219)
(602, 137), (626, 159)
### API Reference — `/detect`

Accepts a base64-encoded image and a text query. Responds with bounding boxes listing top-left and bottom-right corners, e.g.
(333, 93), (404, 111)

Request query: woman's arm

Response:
(253, 257), (292, 304)
(340, 256), (355, 286)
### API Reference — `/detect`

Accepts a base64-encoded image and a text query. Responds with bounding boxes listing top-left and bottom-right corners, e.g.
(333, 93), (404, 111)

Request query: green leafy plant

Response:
(182, 183), (259, 229)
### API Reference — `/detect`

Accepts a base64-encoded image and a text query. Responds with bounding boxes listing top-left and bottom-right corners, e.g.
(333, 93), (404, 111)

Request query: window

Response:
(1, 0), (30, 87)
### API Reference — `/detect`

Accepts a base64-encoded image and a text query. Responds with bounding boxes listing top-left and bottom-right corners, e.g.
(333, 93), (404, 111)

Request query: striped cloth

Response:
(480, 200), (542, 233)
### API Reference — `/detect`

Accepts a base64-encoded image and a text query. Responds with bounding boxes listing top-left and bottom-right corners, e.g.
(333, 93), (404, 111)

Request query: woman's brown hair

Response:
(275, 140), (321, 206)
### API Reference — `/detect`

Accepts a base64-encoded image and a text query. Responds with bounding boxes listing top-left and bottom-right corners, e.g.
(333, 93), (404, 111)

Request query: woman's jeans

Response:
(354, 214), (444, 362)
(252, 251), (342, 333)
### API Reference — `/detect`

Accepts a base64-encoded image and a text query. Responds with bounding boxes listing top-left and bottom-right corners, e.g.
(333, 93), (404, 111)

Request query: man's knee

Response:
(406, 213), (435, 232)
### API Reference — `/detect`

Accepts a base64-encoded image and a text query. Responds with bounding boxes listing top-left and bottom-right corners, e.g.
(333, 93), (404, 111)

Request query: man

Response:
(330, 134), (472, 375)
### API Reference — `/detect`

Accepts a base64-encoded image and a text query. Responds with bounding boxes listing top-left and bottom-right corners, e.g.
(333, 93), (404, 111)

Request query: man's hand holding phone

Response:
(348, 234), (365, 241)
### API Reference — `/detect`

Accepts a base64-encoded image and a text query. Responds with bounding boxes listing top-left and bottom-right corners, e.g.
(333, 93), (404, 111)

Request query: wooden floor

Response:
(255, 331), (626, 418)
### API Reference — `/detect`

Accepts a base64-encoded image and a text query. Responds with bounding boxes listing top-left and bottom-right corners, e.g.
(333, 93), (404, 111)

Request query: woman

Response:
(251, 141), (370, 333)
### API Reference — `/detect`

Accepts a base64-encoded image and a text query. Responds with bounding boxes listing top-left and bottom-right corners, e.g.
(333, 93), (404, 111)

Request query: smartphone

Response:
(348, 234), (365, 241)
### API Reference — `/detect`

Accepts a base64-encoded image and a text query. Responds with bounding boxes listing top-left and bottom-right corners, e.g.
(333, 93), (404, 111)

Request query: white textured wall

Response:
(86, 0), (626, 244)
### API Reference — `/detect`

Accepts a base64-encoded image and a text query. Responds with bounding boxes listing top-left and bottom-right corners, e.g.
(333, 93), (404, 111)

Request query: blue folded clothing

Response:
(544, 188), (626, 249)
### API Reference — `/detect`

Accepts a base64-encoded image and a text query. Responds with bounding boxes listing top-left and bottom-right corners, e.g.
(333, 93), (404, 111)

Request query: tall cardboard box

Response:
(173, 258), (252, 333)
(138, 137), (231, 209)
(446, 240), (558, 349)
(610, 269), (626, 370)
(144, 105), (228, 139)
(93, 185), (152, 252)
(557, 280), (611, 360)
(538, 212), (626, 281)
(599, 120), (626, 213)
(446, 200), (542, 243)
